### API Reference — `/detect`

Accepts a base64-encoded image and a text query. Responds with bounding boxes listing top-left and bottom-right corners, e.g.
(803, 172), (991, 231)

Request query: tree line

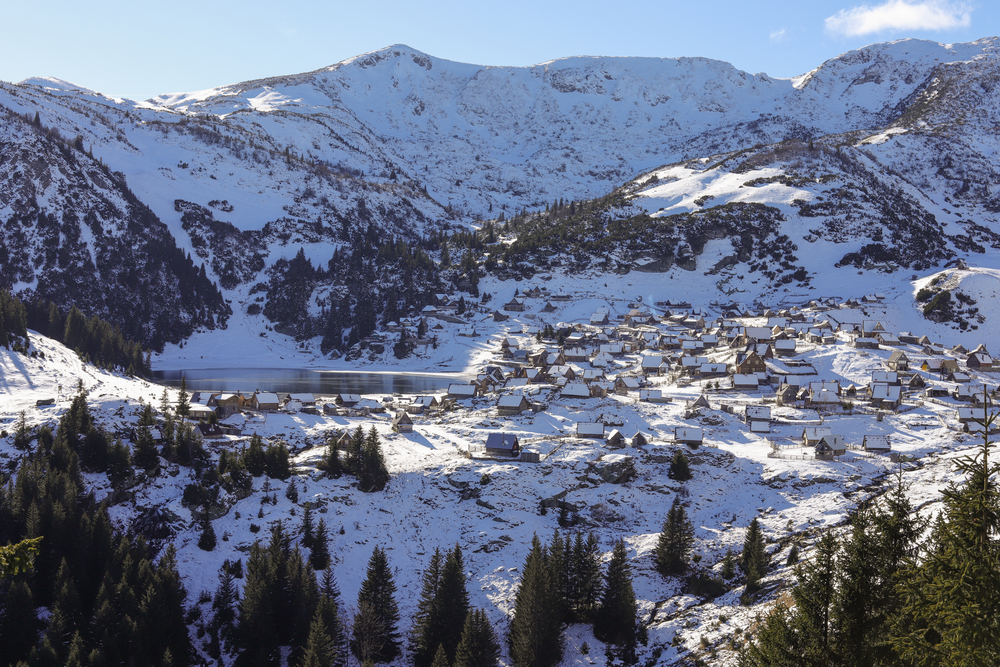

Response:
(740, 410), (1000, 666)
(0, 289), (150, 376)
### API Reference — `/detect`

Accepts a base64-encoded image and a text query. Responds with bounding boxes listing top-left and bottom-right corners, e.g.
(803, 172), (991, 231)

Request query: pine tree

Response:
(0, 578), (41, 663)
(358, 426), (389, 492)
(134, 420), (159, 473)
(508, 535), (564, 667)
(310, 519), (330, 571)
(892, 405), (1000, 666)
(430, 644), (450, 667)
(436, 545), (471, 662)
(352, 546), (401, 663)
(411, 548), (444, 667)
(198, 512), (217, 551)
(833, 509), (881, 665)
(594, 540), (640, 662)
(570, 531), (603, 622)
(655, 496), (694, 576)
(301, 505), (315, 551)
(453, 608), (501, 667)
(299, 610), (334, 667)
(317, 568), (349, 667)
(213, 569), (239, 651)
(176, 377), (190, 418)
(668, 449), (693, 481)
(742, 518), (768, 595)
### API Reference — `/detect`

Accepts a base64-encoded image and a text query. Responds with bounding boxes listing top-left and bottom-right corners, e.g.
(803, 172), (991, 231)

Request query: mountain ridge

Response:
(3, 37), (1000, 353)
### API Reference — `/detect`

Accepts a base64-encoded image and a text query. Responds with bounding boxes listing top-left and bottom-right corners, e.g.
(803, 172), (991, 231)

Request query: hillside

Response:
(1, 288), (996, 664)
(3, 38), (1000, 357)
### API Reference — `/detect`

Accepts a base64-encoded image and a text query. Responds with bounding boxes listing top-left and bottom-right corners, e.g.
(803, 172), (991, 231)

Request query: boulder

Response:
(590, 454), (636, 484)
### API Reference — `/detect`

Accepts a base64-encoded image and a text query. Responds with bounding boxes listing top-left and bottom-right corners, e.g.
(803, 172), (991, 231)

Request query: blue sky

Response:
(2, 0), (991, 100)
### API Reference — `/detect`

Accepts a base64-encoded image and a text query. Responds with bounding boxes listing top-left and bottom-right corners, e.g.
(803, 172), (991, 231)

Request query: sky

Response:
(1, 0), (992, 100)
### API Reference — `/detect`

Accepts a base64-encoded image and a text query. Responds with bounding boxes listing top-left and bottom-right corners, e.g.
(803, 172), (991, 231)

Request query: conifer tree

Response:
(352, 546), (401, 663)
(721, 548), (737, 579)
(176, 376), (190, 418)
(344, 426), (364, 473)
(430, 644), (450, 667)
(301, 505), (315, 551)
(358, 426), (390, 492)
(547, 529), (570, 623)
(508, 535), (564, 667)
(569, 531), (603, 622)
(0, 578), (41, 663)
(411, 548), (444, 667)
(892, 405), (1000, 666)
(198, 512), (217, 551)
(453, 608), (501, 667)
(213, 568), (239, 651)
(594, 540), (640, 663)
(742, 518), (768, 594)
(285, 477), (299, 503)
(668, 449), (693, 481)
(655, 496), (694, 575)
(310, 519), (330, 571)
(299, 609), (334, 667)
(317, 568), (348, 667)
(436, 545), (471, 662)
(134, 419), (159, 473)
(833, 509), (881, 665)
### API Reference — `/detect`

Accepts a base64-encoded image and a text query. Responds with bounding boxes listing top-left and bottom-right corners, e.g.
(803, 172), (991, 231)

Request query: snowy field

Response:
(2, 289), (997, 665)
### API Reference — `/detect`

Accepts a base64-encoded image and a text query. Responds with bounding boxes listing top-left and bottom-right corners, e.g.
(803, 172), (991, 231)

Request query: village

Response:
(3, 282), (999, 666)
(169, 285), (998, 471)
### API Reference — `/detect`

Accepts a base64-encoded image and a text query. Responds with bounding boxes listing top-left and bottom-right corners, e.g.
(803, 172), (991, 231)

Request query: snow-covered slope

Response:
(4, 37), (1000, 355)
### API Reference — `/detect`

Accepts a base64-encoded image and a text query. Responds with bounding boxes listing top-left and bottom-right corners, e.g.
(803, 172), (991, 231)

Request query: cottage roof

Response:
(675, 427), (703, 441)
(562, 383), (591, 399)
(497, 395), (529, 408)
(485, 433), (519, 451)
(577, 422), (605, 437)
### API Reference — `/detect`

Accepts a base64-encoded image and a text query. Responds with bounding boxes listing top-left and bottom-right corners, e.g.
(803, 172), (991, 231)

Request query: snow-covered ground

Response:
(3, 285), (996, 665)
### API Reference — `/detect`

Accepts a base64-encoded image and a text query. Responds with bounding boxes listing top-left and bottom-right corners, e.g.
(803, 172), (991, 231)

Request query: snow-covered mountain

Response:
(3, 37), (1000, 352)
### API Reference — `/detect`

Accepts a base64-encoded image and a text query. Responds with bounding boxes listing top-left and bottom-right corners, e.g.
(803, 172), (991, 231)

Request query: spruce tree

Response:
(299, 609), (334, 667)
(0, 578), (41, 663)
(453, 608), (501, 667)
(655, 496), (694, 575)
(317, 568), (348, 667)
(832, 509), (881, 665)
(358, 426), (389, 492)
(668, 449), (693, 481)
(310, 519), (330, 571)
(570, 531), (603, 622)
(594, 540), (640, 662)
(742, 518), (768, 594)
(176, 376), (190, 418)
(508, 535), (564, 667)
(198, 512), (217, 551)
(411, 548), (444, 667)
(547, 529), (570, 623)
(213, 569), (239, 651)
(134, 421), (159, 473)
(892, 407), (1000, 666)
(436, 545), (471, 662)
(430, 644), (450, 667)
(352, 546), (401, 663)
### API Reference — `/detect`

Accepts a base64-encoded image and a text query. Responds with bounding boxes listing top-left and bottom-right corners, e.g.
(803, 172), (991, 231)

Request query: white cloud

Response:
(825, 0), (972, 37)
(770, 28), (788, 43)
